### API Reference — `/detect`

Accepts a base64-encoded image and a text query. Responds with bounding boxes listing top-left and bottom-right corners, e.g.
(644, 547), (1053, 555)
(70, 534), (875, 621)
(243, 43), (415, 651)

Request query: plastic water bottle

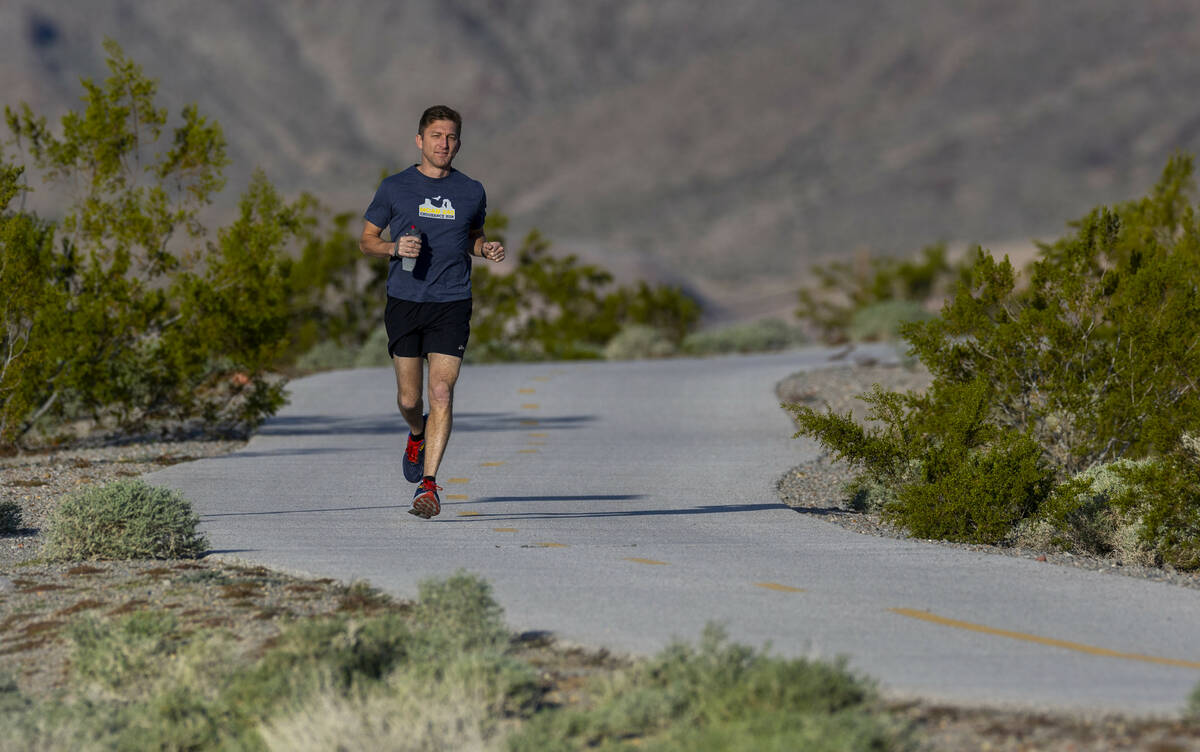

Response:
(401, 224), (419, 271)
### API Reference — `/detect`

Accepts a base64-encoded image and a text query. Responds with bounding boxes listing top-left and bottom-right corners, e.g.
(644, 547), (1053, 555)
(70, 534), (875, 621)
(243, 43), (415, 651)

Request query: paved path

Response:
(148, 346), (1200, 714)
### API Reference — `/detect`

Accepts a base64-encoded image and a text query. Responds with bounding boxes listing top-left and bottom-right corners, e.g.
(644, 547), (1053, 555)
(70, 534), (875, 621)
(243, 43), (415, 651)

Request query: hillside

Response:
(3, 0), (1200, 321)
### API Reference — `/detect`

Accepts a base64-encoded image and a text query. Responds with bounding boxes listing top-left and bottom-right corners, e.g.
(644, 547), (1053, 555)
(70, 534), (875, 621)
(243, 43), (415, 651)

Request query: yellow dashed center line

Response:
(891, 608), (1200, 670)
(755, 582), (805, 593)
(518, 388), (536, 394)
(520, 420), (539, 426)
(527, 433), (548, 438)
(447, 478), (469, 484)
(534, 542), (568, 548)
(521, 403), (540, 409)
(624, 557), (668, 566)
(493, 527), (518, 532)
(446, 494), (469, 501)
(480, 461), (505, 467)
(456, 511), (480, 517)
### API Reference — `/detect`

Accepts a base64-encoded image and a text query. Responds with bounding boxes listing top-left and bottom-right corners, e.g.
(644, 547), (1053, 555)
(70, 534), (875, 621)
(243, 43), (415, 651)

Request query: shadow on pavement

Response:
(256, 411), (595, 437)
(467, 494), (642, 503)
(453, 500), (784, 520)
(222, 447), (360, 459)
(202, 503), (408, 518)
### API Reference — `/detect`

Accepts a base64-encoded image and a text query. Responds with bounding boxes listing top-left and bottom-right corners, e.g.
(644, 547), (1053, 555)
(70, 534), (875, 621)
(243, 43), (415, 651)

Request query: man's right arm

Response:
(359, 221), (394, 259)
(360, 221), (420, 260)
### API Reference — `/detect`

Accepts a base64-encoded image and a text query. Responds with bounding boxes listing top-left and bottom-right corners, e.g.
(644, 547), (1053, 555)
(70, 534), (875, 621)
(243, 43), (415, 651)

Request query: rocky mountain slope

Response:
(3, 0), (1199, 321)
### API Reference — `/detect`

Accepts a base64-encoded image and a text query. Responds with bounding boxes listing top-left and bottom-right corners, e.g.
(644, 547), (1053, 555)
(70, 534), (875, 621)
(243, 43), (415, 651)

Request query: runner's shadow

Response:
(256, 415), (403, 437)
(452, 498), (784, 520)
(201, 503), (408, 518)
(450, 412), (597, 432)
(256, 411), (594, 437)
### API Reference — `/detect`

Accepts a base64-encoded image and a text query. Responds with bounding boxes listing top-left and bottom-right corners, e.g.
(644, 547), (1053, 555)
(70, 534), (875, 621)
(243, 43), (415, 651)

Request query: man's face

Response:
(416, 119), (461, 170)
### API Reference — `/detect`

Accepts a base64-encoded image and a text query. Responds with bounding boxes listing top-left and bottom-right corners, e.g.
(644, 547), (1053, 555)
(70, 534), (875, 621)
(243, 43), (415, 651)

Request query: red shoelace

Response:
(405, 436), (424, 463)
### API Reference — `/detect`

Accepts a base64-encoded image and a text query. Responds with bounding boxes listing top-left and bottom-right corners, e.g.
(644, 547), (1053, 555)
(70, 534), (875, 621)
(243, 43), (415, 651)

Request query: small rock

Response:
(1036, 555), (1047, 562)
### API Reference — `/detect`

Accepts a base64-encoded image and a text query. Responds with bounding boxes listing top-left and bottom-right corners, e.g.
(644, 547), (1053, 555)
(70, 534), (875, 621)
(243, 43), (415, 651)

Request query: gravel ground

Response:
(776, 363), (1200, 593)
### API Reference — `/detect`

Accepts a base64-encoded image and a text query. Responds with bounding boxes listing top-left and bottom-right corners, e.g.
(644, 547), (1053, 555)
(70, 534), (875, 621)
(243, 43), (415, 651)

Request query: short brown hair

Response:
(418, 105), (462, 136)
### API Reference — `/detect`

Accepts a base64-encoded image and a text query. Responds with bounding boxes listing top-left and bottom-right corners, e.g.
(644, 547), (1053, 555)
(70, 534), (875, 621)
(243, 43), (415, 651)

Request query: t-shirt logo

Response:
(418, 196), (456, 220)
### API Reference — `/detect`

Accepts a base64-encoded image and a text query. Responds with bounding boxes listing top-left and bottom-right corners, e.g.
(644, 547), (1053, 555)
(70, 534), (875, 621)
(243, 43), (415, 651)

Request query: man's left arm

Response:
(468, 227), (505, 263)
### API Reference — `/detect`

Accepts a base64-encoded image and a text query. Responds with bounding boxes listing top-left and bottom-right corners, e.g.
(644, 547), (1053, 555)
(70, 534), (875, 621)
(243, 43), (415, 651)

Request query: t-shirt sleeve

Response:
(472, 186), (487, 231)
(363, 181), (392, 229)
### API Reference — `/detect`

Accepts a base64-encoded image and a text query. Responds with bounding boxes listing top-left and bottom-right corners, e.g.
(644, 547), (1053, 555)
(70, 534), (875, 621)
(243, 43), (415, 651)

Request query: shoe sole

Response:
(409, 494), (440, 519)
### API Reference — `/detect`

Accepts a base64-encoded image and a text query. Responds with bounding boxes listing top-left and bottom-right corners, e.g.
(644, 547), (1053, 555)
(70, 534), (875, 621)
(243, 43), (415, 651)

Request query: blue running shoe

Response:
(402, 416), (427, 483)
(409, 478), (442, 519)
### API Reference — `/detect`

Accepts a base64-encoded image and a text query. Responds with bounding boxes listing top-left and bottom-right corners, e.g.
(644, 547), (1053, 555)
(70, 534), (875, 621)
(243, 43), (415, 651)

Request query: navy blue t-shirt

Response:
(363, 166), (486, 302)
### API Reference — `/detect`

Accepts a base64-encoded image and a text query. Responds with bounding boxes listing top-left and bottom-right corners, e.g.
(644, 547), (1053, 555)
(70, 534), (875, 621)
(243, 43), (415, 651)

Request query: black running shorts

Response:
(385, 297), (472, 359)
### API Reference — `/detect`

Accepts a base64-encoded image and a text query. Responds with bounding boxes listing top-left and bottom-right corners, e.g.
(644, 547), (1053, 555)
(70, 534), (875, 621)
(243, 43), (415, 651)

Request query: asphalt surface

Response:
(148, 345), (1200, 714)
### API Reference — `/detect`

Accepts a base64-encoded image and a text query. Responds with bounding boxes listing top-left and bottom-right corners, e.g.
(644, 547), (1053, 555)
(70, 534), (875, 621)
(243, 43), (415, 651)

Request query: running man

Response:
(359, 105), (505, 519)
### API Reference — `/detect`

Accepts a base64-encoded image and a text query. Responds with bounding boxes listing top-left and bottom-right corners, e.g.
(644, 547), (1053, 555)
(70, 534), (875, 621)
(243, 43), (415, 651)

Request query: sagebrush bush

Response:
(508, 624), (910, 752)
(682, 318), (806, 355)
(43, 479), (207, 560)
(410, 570), (509, 654)
(4, 572), (534, 750)
(604, 324), (677, 360)
(294, 339), (358, 373)
(847, 299), (934, 342)
(0, 500), (22, 533)
(1028, 459), (1154, 563)
(1111, 449), (1200, 571)
(352, 327), (393, 368)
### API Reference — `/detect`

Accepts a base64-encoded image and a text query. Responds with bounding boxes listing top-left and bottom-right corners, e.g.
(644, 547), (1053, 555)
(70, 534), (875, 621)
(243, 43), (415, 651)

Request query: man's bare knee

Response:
(398, 393), (423, 414)
(428, 381), (454, 411)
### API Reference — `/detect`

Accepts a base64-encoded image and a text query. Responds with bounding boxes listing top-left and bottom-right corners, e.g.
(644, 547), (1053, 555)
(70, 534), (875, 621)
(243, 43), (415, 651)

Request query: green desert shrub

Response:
(604, 324), (677, 360)
(905, 156), (1200, 475)
(847, 299), (935, 342)
(682, 318), (807, 355)
(469, 224), (700, 362)
(891, 430), (1052, 543)
(2, 41), (295, 448)
(0, 500), (22, 533)
(792, 155), (1200, 556)
(791, 378), (1055, 544)
(796, 243), (962, 344)
(284, 208), (388, 363)
(43, 479), (207, 560)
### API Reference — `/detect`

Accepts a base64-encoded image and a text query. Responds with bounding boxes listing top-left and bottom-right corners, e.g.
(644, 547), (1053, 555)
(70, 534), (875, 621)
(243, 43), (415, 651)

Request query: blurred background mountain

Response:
(3, 0), (1198, 323)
